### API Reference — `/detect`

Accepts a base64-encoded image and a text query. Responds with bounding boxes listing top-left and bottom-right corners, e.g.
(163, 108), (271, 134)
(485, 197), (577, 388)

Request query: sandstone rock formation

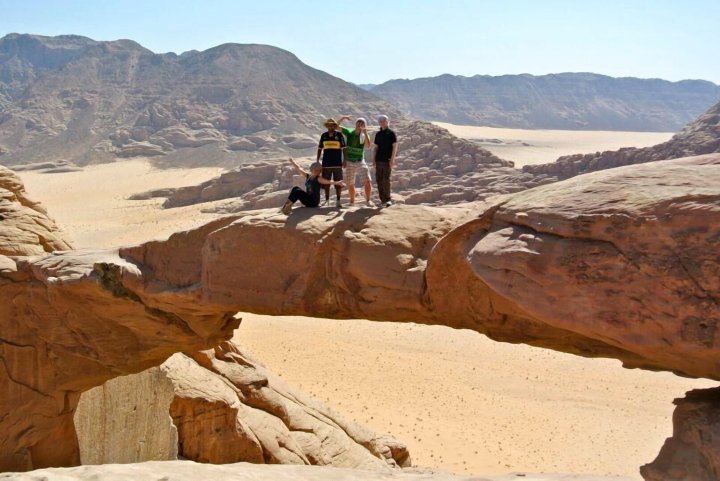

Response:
(122, 154), (720, 380)
(0, 165), (71, 256)
(2, 155), (719, 475)
(131, 120), (553, 212)
(0, 34), (398, 168)
(641, 388), (720, 481)
(370, 72), (720, 131)
(0, 213), (241, 470)
(76, 341), (409, 470)
(524, 100), (720, 179)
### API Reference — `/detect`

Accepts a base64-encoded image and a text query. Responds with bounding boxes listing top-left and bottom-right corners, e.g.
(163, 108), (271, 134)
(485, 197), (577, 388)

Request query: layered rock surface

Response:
(122, 154), (720, 380)
(0, 214), (242, 470)
(0, 165), (71, 256)
(641, 388), (720, 481)
(0, 460), (636, 481)
(524, 100), (720, 179)
(76, 341), (409, 470)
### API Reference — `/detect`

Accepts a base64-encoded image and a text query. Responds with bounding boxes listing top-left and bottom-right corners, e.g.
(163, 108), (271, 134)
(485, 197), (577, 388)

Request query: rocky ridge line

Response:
(523, 100), (720, 179)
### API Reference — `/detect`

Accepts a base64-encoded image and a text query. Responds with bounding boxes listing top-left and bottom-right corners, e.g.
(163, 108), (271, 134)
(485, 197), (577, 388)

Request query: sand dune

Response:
(15, 157), (715, 479)
(434, 122), (674, 168)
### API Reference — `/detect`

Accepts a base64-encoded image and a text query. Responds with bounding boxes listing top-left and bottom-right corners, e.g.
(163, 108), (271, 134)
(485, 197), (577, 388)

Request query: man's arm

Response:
(390, 142), (398, 169)
(372, 132), (378, 166)
(337, 115), (352, 125)
(317, 135), (323, 161)
(317, 177), (345, 187)
(288, 157), (307, 175)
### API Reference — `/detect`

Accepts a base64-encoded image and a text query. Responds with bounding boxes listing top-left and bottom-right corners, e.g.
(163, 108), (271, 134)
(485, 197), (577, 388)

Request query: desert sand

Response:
(16, 158), (715, 479)
(433, 122), (674, 168)
(20, 159), (224, 249)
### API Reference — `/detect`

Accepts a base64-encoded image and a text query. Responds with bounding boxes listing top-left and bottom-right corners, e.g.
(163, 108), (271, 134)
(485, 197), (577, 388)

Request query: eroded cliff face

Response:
(0, 232), (240, 470)
(641, 388), (720, 481)
(75, 341), (409, 470)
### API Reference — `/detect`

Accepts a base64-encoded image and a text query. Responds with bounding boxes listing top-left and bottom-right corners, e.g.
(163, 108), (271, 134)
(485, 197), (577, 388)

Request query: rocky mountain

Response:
(370, 73), (720, 131)
(0, 33), (398, 168)
(524, 99), (720, 179)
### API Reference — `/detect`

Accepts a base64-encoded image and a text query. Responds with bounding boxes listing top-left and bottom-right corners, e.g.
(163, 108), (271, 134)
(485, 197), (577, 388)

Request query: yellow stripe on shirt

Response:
(323, 140), (342, 149)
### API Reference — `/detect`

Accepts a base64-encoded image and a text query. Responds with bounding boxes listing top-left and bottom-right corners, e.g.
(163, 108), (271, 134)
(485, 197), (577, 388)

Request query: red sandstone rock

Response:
(641, 388), (720, 481)
(165, 341), (409, 469)
(0, 165), (72, 256)
(2, 154), (719, 473)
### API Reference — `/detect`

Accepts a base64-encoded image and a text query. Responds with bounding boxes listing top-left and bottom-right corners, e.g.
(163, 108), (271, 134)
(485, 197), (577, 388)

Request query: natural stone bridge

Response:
(1, 155), (718, 477)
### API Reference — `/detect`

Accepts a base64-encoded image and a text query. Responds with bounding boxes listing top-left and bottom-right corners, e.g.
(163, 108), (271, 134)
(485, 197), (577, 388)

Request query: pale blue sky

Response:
(1, 0), (719, 85)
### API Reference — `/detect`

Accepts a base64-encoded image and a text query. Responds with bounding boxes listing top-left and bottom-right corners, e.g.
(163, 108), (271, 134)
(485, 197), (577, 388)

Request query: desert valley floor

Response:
(17, 125), (714, 479)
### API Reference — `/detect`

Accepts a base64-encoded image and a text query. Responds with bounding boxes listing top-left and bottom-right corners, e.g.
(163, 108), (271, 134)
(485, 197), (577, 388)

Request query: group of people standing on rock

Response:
(281, 115), (398, 214)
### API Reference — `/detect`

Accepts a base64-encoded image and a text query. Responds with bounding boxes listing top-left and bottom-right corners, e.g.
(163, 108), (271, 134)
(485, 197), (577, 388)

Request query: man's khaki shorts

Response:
(345, 160), (371, 185)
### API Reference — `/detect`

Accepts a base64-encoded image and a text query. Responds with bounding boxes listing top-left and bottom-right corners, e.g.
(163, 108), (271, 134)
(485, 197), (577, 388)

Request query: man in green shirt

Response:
(337, 116), (372, 206)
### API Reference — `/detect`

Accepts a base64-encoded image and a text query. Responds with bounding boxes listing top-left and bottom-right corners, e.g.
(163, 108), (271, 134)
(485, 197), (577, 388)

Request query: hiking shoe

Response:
(321, 198), (329, 206)
(365, 200), (373, 207)
(384, 200), (393, 207)
(280, 201), (293, 215)
(336, 199), (342, 208)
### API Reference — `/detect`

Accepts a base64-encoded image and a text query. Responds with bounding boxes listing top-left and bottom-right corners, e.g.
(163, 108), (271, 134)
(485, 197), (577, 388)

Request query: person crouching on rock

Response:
(317, 118), (346, 207)
(281, 158), (345, 214)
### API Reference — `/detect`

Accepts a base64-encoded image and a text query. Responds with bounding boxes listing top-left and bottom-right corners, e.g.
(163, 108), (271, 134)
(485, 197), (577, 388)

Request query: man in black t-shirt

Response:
(317, 118), (346, 207)
(373, 115), (398, 207)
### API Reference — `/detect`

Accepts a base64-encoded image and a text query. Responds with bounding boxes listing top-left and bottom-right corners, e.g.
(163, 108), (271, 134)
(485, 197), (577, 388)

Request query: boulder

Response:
(76, 340), (409, 470)
(641, 388), (720, 481)
(0, 165), (72, 256)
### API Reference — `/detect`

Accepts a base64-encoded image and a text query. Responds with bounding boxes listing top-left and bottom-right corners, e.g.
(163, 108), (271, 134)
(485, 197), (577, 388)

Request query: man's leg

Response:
(333, 168), (343, 204)
(321, 168), (332, 204)
(376, 163), (388, 204)
(346, 164), (356, 205)
(360, 163), (372, 204)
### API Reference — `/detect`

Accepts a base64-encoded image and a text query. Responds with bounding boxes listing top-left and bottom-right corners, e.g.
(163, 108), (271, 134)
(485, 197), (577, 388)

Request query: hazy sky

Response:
(1, 0), (719, 85)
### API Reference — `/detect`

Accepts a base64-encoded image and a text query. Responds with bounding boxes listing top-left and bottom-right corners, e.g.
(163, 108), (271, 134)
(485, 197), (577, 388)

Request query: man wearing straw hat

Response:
(317, 117), (346, 207)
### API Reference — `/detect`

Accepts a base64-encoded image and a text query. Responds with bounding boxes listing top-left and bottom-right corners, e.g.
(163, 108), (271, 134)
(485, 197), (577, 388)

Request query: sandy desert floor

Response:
(17, 157), (716, 479)
(433, 122), (674, 168)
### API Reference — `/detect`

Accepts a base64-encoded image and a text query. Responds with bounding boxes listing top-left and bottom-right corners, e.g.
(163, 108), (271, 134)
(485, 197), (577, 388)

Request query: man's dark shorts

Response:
(321, 166), (344, 182)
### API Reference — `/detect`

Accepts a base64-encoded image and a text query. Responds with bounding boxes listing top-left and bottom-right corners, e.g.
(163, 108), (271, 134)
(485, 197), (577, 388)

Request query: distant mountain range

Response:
(369, 73), (720, 131)
(0, 33), (397, 167)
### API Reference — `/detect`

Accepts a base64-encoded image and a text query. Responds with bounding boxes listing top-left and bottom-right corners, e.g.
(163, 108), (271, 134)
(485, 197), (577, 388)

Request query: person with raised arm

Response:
(280, 157), (345, 214)
(337, 115), (373, 206)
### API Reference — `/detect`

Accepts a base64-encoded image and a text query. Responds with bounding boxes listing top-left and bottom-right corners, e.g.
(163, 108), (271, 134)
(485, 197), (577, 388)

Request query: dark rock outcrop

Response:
(641, 388), (720, 481)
